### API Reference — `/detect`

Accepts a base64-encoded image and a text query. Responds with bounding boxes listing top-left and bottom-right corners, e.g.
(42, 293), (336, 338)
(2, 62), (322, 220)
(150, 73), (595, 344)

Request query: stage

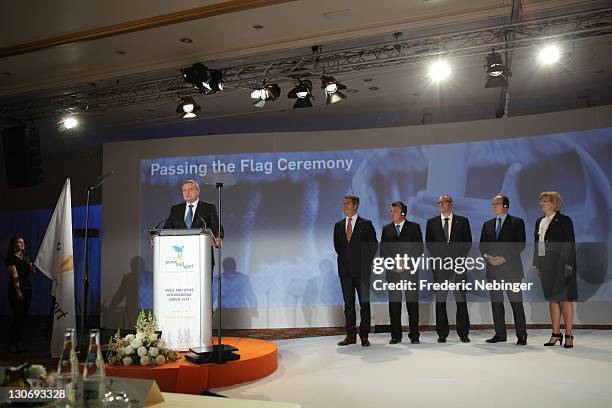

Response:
(211, 329), (612, 408)
(106, 337), (277, 393)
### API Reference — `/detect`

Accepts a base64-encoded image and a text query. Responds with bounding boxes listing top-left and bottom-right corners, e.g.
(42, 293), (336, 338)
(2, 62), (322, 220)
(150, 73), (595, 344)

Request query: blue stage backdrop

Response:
(139, 128), (612, 309)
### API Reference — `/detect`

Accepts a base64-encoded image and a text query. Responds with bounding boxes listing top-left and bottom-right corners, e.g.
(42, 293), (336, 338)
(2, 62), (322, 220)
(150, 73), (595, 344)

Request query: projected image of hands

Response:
(140, 127), (612, 309)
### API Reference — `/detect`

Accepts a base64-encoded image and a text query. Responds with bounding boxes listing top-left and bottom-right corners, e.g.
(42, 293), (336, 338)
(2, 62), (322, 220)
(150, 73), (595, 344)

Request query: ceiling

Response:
(0, 0), (611, 151)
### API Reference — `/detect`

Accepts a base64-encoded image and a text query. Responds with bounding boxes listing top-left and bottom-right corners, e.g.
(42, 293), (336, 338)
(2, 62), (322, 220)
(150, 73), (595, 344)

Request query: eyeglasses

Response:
(437, 200), (452, 205)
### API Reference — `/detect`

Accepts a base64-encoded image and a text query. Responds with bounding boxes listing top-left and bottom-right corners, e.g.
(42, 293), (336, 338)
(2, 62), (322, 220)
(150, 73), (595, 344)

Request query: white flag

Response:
(35, 178), (76, 358)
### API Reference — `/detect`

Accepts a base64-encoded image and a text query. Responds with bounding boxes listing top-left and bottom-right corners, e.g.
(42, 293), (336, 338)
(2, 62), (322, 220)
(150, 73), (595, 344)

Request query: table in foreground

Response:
(157, 392), (301, 408)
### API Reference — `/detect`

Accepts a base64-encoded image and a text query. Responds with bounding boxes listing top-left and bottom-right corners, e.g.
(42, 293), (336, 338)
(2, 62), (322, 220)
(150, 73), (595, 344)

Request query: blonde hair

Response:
(539, 191), (563, 211)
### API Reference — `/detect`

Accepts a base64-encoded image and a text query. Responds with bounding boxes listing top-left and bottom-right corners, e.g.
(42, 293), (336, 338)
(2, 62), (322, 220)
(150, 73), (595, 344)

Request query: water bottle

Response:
(82, 329), (106, 407)
(56, 328), (78, 406)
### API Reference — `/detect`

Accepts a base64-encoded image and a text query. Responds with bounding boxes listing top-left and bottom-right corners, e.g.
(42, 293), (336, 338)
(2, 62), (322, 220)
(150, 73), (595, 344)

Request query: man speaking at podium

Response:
(163, 179), (224, 247)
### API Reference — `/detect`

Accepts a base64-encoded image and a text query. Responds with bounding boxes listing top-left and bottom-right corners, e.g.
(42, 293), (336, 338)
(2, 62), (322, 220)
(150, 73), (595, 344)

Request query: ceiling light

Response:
(484, 50), (510, 88)
(538, 45), (560, 64)
(321, 76), (347, 104)
(176, 97), (201, 118)
(288, 80), (313, 108)
(428, 60), (451, 82)
(182, 63), (223, 94)
(59, 116), (79, 131)
(250, 84), (281, 107)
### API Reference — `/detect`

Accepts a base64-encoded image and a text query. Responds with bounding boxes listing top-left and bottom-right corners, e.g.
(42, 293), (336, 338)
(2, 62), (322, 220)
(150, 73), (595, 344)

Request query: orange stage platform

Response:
(106, 337), (278, 394)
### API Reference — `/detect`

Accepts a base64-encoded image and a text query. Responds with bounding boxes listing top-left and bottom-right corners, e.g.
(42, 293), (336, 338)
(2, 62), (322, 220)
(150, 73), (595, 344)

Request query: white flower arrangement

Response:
(1, 363), (58, 388)
(107, 310), (179, 367)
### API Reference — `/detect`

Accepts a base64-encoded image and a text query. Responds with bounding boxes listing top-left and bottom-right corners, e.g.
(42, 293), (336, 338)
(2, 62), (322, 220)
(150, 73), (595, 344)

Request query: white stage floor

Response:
(213, 329), (612, 408)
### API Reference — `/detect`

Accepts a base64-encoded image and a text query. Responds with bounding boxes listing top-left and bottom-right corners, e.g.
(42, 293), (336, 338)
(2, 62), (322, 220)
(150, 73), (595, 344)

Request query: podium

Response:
(151, 229), (213, 351)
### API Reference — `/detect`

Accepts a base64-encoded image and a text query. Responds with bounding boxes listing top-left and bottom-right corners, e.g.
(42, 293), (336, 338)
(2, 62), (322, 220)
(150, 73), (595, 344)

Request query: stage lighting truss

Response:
(251, 84), (281, 107)
(176, 96), (201, 118)
(1, 7), (611, 122)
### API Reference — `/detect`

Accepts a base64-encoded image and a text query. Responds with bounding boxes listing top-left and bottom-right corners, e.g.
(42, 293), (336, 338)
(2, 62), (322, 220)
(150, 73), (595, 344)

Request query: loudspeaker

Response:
(2, 126), (43, 188)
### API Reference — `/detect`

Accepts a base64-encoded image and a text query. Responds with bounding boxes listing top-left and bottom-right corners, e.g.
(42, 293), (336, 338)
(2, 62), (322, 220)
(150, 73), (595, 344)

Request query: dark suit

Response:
(163, 200), (224, 267)
(334, 216), (378, 339)
(163, 200), (224, 238)
(479, 214), (527, 338)
(425, 214), (472, 338)
(380, 221), (423, 341)
(533, 212), (577, 301)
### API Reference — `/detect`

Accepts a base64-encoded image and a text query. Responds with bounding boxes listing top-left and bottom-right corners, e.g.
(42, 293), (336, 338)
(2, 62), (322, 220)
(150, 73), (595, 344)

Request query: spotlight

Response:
(63, 117), (79, 129)
(484, 50), (510, 88)
(428, 61), (451, 82)
(288, 80), (313, 108)
(321, 76), (347, 104)
(176, 97), (201, 118)
(538, 45), (560, 65)
(250, 84), (281, 108)
(182, 63), (223, 94)
(58, 116), (79, 131)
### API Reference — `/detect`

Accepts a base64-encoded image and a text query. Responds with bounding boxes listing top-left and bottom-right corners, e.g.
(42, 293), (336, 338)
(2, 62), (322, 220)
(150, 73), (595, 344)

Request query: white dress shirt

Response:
(346, 215), (357, 232)
(440, 213), (453, 241)
(537, 212), (556, 256)
(184, 200), (199, 224)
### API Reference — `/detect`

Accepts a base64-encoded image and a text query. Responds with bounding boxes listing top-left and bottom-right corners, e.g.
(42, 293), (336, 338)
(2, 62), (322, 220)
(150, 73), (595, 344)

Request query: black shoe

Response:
(486, 335), (507, 343)
(516, 336), (527, 346)
(544, 333), (563, 346)
(460, 336), (470, 343)
(437, 336), (447, 343)
(410, 338), (420, 344)
(564, 334), (574, 349)
(337, 336), (356, 346)
(389, 338), (401, 344)
(360, 337), (371, 347)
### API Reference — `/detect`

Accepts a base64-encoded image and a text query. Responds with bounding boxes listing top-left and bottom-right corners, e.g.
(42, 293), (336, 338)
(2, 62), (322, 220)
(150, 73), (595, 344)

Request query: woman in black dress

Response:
(533, 192), (577, 348)
(5, 236), (35, 353)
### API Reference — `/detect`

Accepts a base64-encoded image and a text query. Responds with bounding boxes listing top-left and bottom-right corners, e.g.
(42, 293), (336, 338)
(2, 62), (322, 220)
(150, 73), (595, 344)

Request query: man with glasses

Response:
(425, 195), (472, 343)
(480, 195), (527, 345)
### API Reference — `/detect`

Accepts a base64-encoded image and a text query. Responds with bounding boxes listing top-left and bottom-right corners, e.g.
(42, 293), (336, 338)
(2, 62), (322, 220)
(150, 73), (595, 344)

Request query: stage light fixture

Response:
(287, 80), (313, 108)
(58, 116), (79, 131)
(538, 45), (560, 65)
(428, 60), (451, 82)
(321, 76), (347, 104)
(176, 97), (201, 118)
(182, 63), (224, 94)
(484, 50), (510, 88)
(63, 117), (79, 129)
(250, 84), (281, 107)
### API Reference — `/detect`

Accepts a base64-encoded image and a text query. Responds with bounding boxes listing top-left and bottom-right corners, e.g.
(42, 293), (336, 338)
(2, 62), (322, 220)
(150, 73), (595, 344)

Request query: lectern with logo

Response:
(150, 229), (213, 351)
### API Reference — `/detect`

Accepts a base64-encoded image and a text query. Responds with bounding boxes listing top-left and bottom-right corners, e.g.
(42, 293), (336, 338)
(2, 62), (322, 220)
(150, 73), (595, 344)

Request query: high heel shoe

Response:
(564, 334), (574, 349)
(544, 332), (563, 346)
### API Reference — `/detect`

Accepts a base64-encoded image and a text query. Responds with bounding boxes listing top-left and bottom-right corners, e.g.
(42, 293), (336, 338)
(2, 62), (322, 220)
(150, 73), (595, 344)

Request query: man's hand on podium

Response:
(214, 238), (223, 248)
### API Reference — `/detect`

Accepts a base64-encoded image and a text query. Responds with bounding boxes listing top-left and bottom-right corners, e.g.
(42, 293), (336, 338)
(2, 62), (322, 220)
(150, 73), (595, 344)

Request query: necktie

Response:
(346, 217), (353, 242)
(395, 224), (401, 237)
(495, 217), (502, 239)
(185, 204), (194, 228)
(443, 217), (450, 242)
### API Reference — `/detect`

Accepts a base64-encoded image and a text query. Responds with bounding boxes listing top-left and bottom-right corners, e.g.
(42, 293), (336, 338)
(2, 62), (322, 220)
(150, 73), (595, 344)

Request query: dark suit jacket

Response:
(380, 221), (423, 277)
(425, 214), (472, 259)
(334, 216), (378, 279)
(163, 200), (224, 239)
(533, 212), (576, 268)
(479, 214), (526, 280)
